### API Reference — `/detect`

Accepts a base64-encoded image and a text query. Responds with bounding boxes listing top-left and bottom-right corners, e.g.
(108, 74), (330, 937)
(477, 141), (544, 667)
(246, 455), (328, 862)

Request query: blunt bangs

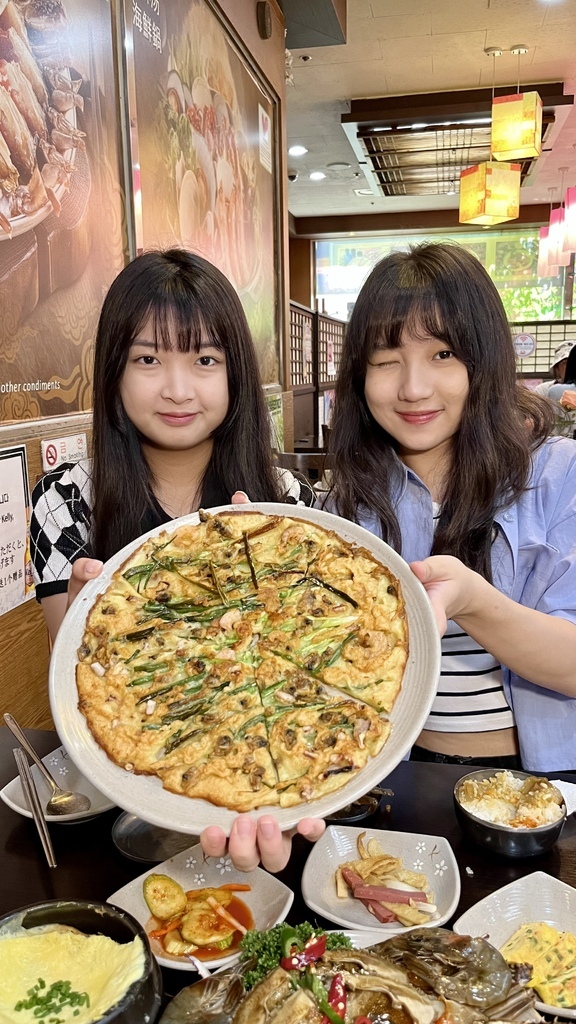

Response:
(359, 244), (503, 373)
(145, 297), (222, 355)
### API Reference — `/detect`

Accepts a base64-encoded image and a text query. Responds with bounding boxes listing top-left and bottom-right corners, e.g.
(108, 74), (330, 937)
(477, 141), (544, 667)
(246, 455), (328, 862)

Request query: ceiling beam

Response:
(291, 204), (552, 238)
(342, 83), (571, 129)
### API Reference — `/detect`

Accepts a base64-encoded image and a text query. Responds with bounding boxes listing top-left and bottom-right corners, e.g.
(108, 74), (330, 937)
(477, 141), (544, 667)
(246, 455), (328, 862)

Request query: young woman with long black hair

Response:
(322, 242), (576, 772)
(31, 249), (324, 871)
(31, 248), (314, 637)
(186, 242), (576, 871)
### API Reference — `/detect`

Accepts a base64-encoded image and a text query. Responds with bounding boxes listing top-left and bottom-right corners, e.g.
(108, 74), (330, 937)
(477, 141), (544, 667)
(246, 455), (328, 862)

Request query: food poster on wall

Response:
(126, 0), (280, 385)
(0, 445), (33, 614)
(0, 0), (125, 422)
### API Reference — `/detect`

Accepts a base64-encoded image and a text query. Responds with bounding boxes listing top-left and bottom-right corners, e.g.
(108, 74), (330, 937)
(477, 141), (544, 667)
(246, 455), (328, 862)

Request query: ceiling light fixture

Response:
(299, 54), (312, 62)
(327, 161), (352, 169)
(485, 46), (504, 57)
(288, 145), (308, 156)
(354, 188), (374, 195)
(309, 171), (326, 180)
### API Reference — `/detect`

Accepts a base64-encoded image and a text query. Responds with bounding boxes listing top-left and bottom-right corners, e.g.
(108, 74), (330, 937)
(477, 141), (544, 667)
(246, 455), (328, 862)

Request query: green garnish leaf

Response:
(239, 924), (351, 990)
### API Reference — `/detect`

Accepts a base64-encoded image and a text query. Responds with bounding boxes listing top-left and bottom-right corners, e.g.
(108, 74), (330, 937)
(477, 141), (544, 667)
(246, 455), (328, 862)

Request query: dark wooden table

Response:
(2, 728), (575, 1007)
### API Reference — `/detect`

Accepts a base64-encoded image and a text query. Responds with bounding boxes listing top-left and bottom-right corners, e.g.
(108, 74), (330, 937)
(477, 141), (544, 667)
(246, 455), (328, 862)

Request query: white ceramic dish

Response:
(453, 871), (576, 1020)
(49, 502), (441, 835)
(107, 841), (293, 972)
(302, 825), (461, 932)
(0, 744), (114, 823)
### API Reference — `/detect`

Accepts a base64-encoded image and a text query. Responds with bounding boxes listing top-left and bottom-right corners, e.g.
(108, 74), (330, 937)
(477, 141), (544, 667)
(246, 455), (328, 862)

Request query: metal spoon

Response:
(4, 714), (92, 815)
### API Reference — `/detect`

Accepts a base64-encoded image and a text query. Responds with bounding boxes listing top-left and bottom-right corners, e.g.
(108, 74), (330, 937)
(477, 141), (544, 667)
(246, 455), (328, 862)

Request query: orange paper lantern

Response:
(491, 91), (542, 161)
(459, 161), (521, 225)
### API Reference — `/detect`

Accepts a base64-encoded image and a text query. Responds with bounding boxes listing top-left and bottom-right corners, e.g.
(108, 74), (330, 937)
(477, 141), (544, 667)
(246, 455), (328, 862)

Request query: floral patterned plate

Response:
(302, 825), (460, 932)
(107, 841), (293, 972)
(0, 744), (114, 823)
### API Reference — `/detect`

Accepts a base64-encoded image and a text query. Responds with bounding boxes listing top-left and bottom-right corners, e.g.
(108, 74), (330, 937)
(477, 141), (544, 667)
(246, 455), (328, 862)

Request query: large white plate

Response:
(108, 841), (293, 972)
(302, 825), (460, 932)
(453, 871), (576, 1020)
(49, 503), (440, 835)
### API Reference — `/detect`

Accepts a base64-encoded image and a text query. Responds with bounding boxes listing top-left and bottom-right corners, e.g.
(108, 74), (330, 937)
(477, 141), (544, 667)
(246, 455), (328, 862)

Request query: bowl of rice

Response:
(453, 769), (566, 858)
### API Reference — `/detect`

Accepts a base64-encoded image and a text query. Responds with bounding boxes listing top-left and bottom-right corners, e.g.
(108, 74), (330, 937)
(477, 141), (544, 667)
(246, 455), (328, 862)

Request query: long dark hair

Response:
(563, 344), (576, 385)
(91, 249), (281, 561)
(326, 242), (554, 580)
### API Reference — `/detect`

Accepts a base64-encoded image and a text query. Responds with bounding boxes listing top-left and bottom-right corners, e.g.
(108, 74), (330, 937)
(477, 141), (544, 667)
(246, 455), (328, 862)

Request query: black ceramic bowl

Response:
(0, 898), (162, 1023)
(453, 769), (566, 859)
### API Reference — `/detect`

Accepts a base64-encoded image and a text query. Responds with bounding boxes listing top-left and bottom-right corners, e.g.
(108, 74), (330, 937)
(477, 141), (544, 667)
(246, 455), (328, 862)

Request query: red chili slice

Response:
(327, 973), (347, 1018)
(280, 933), (327, 970)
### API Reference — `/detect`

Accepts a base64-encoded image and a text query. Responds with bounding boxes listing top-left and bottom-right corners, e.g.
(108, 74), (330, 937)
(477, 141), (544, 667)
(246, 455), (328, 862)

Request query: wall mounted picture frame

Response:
(123, 0), (282, 386)
(0, 0), (126, 422)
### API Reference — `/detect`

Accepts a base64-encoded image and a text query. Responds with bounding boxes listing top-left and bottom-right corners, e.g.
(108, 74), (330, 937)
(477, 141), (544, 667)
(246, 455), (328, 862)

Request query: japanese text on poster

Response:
(0, 445), (33, 615)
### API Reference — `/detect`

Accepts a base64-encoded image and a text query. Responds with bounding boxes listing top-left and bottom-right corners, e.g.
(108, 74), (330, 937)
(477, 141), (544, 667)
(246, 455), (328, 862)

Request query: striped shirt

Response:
(424, 623), (514, 732)
(423, 503), (514, 733)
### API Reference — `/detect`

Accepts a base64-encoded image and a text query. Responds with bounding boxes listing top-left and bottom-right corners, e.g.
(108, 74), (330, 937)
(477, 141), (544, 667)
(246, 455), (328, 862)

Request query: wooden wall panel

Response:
(289, 238), (314, 308)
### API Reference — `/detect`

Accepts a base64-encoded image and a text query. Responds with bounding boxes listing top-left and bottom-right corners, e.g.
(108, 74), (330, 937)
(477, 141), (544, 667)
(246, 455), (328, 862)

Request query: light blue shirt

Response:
(328, 437), (576, 771)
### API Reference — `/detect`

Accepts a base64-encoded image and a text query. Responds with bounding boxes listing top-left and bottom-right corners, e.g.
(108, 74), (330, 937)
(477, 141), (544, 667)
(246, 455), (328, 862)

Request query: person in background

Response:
(322, 242), (576, 773)
(30, 248), (323, 872)
(548, 344), (576, 438)
(533, 341), (574, 397)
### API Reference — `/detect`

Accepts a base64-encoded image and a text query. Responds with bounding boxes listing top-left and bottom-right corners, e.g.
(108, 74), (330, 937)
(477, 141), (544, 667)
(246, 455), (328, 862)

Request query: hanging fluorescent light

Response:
(459, 161), (521, 225)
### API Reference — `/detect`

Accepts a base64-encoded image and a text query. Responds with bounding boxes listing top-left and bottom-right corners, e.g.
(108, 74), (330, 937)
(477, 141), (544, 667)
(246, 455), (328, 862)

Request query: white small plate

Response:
(107, 841), (294, 972)
(302, 825), (460, 932)
(0, 744), (115, 823)
(453, 871), (576, 1020)
(49, 502), (441, 836)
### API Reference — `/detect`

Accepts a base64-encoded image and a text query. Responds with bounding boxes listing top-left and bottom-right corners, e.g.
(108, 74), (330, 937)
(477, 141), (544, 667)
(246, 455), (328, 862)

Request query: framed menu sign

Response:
(0, 0), (126, 422)
(124, 0), (281, 386)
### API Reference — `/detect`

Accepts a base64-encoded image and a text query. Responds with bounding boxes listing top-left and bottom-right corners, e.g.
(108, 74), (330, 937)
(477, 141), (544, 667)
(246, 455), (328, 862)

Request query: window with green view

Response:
(316, 228), (565, 323)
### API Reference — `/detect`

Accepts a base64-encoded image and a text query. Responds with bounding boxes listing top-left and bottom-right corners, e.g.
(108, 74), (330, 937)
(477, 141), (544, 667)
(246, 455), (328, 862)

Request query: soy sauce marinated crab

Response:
(225, 929), (540, 1024)
(374, 928), (512, 1009)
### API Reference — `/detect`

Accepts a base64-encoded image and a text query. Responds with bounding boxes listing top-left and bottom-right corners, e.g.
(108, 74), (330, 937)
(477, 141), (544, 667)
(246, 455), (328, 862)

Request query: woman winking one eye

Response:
(322, 241), (576, 773)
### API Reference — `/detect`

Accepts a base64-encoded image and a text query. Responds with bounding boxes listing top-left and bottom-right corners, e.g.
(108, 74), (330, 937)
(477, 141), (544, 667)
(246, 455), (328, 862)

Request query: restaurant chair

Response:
(273, 451), (333, 490)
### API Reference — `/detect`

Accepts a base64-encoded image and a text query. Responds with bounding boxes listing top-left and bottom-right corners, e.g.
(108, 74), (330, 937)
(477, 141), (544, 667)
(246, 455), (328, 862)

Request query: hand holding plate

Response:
(200, 815), (326, 874)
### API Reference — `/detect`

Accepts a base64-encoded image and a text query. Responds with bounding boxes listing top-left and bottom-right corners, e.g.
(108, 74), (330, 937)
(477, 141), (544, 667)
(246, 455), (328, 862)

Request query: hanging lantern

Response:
(537, 226), (552, 278)
(491, 91), (542, 161)
(459, 161), (521, 225)
(548, 206), (570, 267)
(562, 186), (576, 253)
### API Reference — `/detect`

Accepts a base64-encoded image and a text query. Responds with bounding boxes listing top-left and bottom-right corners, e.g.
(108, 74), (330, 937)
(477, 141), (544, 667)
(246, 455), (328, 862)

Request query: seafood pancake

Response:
(76, 510), (408, 812)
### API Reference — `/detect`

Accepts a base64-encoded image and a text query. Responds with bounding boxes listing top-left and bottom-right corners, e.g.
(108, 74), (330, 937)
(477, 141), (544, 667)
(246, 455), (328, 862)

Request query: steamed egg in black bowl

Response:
(0, 899), (162, 1024)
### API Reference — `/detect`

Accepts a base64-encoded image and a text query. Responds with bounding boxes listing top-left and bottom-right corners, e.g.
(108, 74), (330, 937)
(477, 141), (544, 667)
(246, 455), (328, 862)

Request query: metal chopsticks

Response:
(13, 747), (57, 868)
